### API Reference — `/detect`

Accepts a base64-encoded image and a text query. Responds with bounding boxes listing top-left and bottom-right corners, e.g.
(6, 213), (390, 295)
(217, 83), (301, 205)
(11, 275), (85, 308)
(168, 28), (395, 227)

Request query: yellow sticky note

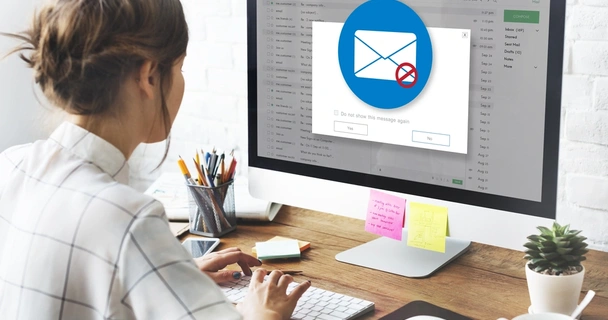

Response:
(407, 202), (448, 253)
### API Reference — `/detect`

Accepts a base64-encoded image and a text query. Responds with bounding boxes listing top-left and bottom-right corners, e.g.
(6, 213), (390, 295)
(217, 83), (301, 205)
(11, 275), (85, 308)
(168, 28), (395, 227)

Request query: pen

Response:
(250, 270), (303, 275)
(205, 151), (211, 168)
(215, 153), (225, 178)
(209, 153), (218, 178)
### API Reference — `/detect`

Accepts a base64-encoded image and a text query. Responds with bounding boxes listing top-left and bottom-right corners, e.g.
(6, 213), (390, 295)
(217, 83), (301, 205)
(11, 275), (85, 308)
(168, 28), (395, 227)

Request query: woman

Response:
(0, 0), (310, 319)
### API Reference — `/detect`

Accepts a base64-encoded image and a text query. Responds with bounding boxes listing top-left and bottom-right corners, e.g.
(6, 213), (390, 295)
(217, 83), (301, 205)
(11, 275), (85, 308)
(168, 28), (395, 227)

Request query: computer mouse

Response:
(405, 316), (445, 320)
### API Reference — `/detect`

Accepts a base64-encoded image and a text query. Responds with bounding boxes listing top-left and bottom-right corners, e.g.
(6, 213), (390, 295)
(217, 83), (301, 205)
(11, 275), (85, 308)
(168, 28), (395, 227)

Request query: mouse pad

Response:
(380, 300), (472, 320)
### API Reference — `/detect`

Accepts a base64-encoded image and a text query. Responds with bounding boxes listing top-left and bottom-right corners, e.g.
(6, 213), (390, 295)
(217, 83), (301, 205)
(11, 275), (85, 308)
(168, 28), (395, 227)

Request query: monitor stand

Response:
(335, 229), (471, 278)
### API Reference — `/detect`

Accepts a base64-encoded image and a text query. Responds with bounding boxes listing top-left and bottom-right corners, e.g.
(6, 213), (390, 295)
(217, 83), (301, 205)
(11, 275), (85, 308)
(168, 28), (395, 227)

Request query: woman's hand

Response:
(236, 269), (311, 320)
(194, 247), (262, 283)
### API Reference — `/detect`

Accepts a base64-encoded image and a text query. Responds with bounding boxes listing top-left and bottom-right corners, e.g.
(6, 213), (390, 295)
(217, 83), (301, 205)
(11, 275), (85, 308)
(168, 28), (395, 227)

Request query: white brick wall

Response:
(560, 0), (608, 250)
(129, 1), (608, 251)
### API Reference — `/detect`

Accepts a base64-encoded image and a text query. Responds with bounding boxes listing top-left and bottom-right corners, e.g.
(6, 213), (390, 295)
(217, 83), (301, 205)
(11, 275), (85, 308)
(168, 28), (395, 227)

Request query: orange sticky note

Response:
(365, 190), (406, 241)
(252, 236), (310, 256)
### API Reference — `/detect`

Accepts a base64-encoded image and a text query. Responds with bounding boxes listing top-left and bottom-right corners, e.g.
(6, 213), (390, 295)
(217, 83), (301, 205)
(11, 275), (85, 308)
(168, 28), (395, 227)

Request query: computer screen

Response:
(248, 0), (565, 252)
(247, 0), (566, 260)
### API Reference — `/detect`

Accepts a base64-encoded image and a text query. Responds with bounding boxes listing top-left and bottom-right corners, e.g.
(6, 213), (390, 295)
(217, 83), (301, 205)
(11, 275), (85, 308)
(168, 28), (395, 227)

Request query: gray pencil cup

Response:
(186, 180), (236, 237)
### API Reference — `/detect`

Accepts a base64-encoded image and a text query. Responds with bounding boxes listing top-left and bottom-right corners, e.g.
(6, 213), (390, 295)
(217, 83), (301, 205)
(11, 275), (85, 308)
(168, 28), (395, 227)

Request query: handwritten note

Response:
(365, 190), (406, 240)
(407, 202), (448, 253)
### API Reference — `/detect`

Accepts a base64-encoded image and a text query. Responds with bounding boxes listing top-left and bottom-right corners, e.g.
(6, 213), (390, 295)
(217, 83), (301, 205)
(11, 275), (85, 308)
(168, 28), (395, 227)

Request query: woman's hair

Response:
(3, 0), (188, 145)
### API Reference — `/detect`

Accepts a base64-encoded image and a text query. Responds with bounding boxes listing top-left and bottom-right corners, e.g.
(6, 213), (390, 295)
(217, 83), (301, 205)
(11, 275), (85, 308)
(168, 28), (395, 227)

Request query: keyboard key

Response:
(330, 311), (352, 318)
(317, 314), (342, 320)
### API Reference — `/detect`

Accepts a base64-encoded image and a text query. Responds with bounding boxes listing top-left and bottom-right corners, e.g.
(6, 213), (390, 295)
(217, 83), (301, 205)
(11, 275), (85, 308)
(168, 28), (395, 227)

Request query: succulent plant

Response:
(524, 222), (588, 275)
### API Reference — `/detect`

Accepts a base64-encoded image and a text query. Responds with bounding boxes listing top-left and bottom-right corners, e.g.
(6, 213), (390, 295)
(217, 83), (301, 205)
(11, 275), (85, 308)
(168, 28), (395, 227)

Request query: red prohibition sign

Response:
(395, 62), (418, 89)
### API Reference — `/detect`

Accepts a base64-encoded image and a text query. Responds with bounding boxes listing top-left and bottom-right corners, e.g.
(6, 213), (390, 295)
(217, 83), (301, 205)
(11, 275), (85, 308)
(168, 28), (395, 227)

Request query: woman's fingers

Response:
(266, 270), (284, 286)
(288, 280), (311, 302)
(214, 247), (242, 254)
(201, 251), (261, 272)
(251, 268), (267, 286)
(277, 274), (293, 291)
(206, 270), (243, 283)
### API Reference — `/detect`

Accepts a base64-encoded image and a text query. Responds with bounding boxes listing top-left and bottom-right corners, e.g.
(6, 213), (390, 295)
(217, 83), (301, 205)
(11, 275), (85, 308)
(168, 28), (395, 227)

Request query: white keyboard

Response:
(219, 276), (375, 320)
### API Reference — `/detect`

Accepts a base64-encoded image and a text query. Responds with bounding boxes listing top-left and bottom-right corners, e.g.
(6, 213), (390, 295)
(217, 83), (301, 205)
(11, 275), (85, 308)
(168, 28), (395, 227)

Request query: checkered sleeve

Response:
(118, 203), (242, 320)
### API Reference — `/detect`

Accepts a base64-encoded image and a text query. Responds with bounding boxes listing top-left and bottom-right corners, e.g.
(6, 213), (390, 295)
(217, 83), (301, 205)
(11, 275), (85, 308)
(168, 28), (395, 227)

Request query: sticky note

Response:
(407, 202), (448, 253)
(255, 240), (301, 260)
(365, 190), (406, 241)
(252, 236), (310, 256)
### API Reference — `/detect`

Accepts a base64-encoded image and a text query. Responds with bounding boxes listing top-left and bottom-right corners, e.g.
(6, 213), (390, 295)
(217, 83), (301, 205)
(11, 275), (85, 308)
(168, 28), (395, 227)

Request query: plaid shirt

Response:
(0, 122), (241, 320)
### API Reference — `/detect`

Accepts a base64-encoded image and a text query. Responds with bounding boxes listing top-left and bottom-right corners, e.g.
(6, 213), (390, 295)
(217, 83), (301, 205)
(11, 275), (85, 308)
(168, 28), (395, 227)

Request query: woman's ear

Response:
(137, 60), (159, 100)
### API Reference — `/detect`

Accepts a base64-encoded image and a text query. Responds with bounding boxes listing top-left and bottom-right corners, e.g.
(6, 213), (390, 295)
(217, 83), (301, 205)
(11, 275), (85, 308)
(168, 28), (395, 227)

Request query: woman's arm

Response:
(118, 203), (242, 320)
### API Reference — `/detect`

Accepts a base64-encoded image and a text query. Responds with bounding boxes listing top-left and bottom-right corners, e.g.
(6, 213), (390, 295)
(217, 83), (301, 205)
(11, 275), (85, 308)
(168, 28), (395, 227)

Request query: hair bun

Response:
(3, 0), (189, 116)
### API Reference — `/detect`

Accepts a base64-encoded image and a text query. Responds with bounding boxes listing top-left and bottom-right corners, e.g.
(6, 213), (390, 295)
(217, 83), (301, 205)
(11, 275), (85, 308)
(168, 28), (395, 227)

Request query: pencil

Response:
(177, 156), (195, 185)
(227, 157), (237, 180)
(218, 155), (225, 183)
(195, 151), (200, 170)
(193, 158), (207, 186)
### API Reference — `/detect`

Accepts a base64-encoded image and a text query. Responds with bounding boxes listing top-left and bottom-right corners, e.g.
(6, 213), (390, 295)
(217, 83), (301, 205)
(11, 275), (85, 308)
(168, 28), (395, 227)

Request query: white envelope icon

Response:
(354, 30), (417, 82)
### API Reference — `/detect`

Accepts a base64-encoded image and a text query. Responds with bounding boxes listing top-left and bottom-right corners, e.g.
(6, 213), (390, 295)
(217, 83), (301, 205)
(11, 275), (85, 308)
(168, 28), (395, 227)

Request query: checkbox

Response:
(334, 110), (339, 116)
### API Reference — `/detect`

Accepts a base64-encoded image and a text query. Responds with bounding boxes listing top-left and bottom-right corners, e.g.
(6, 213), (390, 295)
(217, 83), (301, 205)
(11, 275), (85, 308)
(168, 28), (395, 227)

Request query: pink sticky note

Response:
(365, 190), (406, 241)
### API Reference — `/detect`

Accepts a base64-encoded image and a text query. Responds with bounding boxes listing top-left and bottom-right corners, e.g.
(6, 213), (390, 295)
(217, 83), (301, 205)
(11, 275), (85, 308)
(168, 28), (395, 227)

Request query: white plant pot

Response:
(525, 263), (585, 315)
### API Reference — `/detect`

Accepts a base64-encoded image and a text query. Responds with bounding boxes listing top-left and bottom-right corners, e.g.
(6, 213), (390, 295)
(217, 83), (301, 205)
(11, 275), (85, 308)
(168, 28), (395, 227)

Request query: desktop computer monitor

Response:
(247, 0), (565, 277)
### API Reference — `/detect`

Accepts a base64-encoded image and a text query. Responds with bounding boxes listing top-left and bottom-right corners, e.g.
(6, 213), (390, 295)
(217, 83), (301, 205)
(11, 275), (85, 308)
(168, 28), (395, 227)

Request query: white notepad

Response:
(255, 240), (301, 260)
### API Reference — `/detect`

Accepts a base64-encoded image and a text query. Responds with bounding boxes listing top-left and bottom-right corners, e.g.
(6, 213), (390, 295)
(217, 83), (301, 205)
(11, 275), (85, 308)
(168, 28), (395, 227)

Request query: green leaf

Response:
(572, 249), (589, 256)
(549, 260), (567, 267)
(524, 243), (539, 250)
(573, 242), (588, 250)
(534, 265), (548, 273)
(540, 252), (560, 260)
(556, 240), (571, 248)
(525, 249), (541, 257)
(556, 247), (573, 255)
(562, 255), (578, 262)
(531, 258), (549, 265)
(540, 236), (555, 243)
(527, 235), (543, 242)
(537, 226), (553, 236)
(540, 240), (556, 248)
(540, 247), (555, 254)
(570, 238), (582, 245)
(579, 256), (587, 262)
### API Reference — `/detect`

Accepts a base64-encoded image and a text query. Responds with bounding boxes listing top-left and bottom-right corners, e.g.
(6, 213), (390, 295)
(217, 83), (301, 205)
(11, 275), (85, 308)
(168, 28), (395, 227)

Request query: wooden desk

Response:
(183, 206), (608, 319)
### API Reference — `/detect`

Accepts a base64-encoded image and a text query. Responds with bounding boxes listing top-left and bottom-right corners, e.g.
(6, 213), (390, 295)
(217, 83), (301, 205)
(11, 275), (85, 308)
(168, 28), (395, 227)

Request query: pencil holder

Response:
(186, 180), (236, 237)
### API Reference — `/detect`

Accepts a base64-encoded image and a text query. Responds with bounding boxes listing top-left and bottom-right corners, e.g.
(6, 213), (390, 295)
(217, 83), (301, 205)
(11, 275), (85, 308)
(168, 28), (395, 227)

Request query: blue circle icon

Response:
(338, 0), (433, 109)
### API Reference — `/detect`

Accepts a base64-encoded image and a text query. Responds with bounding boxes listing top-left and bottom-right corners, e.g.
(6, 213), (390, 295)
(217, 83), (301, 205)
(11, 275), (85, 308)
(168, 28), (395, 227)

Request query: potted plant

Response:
(524, 222), (589, 315)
